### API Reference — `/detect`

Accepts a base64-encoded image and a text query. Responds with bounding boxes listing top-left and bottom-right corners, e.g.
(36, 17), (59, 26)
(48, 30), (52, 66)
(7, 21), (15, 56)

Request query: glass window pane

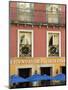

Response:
(19, 31), (32, 57)
(17, 3), (33, 21)
(17, 3), (30, 9)
(48, 33), (59, 56)
(53, 33), (59, 45)
(46, 4), (59, 23)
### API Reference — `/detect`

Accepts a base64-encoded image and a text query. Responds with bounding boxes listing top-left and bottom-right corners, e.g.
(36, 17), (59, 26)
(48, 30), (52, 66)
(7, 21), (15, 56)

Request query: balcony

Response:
(10, 7), (65, 26)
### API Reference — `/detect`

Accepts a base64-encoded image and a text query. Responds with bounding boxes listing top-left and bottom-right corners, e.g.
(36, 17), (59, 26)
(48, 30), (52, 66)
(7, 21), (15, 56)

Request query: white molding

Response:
(47, 31), (61, 57)
(17, 29), (34, 57)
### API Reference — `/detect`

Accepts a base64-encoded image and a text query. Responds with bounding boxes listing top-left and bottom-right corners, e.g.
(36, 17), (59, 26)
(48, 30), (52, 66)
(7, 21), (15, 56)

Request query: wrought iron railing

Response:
(10, 7), (65, 25)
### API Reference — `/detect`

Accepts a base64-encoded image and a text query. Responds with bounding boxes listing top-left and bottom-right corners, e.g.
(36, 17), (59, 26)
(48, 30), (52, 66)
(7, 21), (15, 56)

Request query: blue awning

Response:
(10, 74), (65, 83)
(26, 74), (43, 82)
(10, 75), (27, 83)
(41, 74), (52, 80)
(52, 74), (65, 81)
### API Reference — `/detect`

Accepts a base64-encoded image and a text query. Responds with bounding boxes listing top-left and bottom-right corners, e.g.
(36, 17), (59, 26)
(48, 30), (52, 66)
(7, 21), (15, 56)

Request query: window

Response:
(17, 3), (34, 21)
(46, 4), (60, 23)
(47, 31), (61, 57)
(18, 30), (33, 57)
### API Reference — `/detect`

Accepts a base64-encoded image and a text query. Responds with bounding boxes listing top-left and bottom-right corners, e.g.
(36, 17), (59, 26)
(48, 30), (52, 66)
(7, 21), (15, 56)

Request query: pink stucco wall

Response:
(10, 25), (65, 57)
(10, 2), (66, 57)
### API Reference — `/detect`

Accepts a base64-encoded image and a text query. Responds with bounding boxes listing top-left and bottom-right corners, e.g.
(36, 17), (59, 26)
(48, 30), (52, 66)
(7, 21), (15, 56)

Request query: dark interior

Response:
(18, 68), (32, 78)
(17, 68), (32, 88)
(61, 66), (66, 75)
(59, 66), (66, 85)
(40, 67), (52, 86)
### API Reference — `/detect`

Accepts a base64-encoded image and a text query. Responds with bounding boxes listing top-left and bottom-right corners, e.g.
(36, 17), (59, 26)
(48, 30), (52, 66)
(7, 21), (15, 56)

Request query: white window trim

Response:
(47, 31), (61, 57)
(18, 29), (34, 57)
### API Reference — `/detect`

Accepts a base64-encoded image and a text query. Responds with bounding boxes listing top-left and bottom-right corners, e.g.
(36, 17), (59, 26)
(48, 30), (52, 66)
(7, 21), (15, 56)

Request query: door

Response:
(60, 66), (66, 85)
(40, 67), (52, 86)
(17, 68), (32, 88)
(61, 66), (66, 75)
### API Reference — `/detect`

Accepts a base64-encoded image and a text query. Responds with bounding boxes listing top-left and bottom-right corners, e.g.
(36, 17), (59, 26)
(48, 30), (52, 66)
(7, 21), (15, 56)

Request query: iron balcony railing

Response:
(10, 7), (65, 25)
